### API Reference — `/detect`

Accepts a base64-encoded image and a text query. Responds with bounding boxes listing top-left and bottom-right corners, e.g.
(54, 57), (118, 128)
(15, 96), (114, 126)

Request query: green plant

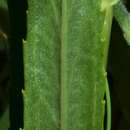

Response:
(1, 0), (130, 130)
(24, 0), (118, 130)
(23, 0), (130, 130)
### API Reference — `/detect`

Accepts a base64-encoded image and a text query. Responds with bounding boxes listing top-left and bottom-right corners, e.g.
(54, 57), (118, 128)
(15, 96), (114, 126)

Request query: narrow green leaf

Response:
(114, 1), (130, 45)
(24, 0), (114, 130)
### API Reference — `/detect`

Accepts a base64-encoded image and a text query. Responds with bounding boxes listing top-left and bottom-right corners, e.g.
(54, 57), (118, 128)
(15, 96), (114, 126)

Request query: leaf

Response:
(0, 0), (8, 8)
(0, 108), (9, 130)
(24, 0), (112, 130)
(114, 1), (130, 45)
